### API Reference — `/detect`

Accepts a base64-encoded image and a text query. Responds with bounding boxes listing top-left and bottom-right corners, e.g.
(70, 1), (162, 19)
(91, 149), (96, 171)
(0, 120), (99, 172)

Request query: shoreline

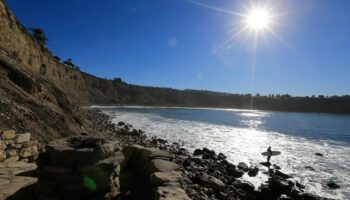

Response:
(85, 108), (337, 200)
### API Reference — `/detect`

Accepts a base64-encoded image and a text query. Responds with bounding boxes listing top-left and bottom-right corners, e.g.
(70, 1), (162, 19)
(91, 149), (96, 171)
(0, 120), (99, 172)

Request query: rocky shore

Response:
(0, 108), (337, 200)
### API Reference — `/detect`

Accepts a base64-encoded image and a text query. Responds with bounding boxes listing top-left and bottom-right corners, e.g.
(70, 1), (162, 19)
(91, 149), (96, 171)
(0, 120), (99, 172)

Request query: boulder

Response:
(151, 159), (179, 173)
(233, 179), (255, 193)
(274, 170), (291, 179)
(237, 162), (249, 172)
(326, 181), (339, 189)
(199, 173), (225, 191)
(315, 153), (323, 157)
(151, 171), (183, 186)
(193, 149), (203, 156)
(227, 166), (244, 178)
(155, 186), (191, 200)
(1, 130), (16, 140)
(6, 150), (18, 157)
(248, 165), (259, 177)
(15, 133), (31, 143)
(19, 146), (38, 158)
(0, 141), (6, 150)
(0, 151), (7, 161)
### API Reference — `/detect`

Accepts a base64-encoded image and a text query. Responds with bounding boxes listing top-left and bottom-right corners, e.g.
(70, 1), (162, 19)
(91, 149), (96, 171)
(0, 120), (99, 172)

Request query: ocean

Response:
(95, 106), (350, 200)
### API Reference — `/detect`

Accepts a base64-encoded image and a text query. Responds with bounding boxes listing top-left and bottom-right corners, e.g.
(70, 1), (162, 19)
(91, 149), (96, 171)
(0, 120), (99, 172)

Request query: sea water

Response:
(94, 106), (350, 200)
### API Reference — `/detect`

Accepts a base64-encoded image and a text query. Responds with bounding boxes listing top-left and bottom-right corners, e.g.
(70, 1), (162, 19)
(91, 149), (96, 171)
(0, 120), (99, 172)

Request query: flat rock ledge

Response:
(121, 145), (191, 200)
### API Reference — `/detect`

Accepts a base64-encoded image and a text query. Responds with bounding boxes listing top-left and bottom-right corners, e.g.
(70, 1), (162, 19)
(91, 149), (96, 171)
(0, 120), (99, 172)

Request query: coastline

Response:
(84, 107), (336, 200)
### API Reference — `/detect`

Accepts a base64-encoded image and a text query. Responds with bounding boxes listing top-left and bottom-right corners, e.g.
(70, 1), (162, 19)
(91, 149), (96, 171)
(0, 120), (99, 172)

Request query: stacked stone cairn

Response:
(36, 136), (123, 200)
(0, 130), (40, 163)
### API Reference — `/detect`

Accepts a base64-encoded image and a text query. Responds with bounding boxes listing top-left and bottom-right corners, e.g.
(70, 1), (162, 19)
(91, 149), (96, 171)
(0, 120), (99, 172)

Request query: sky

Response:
(5, 0), (350, 96)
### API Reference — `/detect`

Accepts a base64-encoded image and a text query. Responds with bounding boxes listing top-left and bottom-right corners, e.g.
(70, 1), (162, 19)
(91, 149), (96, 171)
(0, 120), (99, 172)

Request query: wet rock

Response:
(193, 149), (203, 156)
(248, 165), (259, 177)
(269, 176), (292, 197)
(15, 132), (30, 143)
(274, 170), (291, 179)
(1, 130), (16, 140)
(315, 153), (323, 157)
(305, 166), (315, 171)
(227, 166), (244, 178)
(199, 173), (225, 191)
(237, 162), (249, 172)
(260, 161), (271, 167)
(117, 121), (125, 126)
(232, 179), (255, 193)
(326, 181), (339, 189)
(296, 181), (305, 190)
(273, 164), (281, 170)
(217, 153), (226, 160)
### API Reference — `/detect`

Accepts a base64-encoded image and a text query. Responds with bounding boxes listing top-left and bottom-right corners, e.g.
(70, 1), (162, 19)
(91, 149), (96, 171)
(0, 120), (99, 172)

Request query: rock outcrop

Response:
(36, 136), (122, 200)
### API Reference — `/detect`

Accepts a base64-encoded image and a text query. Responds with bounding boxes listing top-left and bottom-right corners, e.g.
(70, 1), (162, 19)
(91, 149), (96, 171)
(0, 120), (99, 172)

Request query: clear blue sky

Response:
(5, 0), (350, 96)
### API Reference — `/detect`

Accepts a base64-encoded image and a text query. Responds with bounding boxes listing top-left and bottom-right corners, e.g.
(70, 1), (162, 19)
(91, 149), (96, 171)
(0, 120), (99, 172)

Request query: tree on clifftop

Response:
(29, 27), (48, 45)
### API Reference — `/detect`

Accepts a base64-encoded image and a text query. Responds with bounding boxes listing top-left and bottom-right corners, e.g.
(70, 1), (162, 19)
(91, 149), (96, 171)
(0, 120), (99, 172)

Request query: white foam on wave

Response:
(101, 108), (350, 200)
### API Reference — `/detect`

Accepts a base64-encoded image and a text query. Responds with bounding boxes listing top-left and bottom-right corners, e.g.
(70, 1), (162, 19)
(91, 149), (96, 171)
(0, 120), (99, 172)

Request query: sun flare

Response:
(246, 8), (271, 31)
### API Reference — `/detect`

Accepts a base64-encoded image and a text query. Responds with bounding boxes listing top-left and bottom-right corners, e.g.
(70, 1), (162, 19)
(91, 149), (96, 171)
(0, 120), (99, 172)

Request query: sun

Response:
(246, 8), (271, 31)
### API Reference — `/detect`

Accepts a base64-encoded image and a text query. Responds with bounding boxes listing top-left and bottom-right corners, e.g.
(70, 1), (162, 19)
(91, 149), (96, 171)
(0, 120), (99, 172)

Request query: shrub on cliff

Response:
(29, 27), (48, 45)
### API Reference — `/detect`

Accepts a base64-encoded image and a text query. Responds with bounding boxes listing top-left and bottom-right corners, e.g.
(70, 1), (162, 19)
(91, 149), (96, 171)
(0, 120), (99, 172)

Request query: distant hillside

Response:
(0, 0), (349, 139)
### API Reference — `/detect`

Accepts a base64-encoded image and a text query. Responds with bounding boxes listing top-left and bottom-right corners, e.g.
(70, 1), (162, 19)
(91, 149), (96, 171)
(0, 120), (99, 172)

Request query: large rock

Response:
(248, 165), (259, 177)
(327, 181), (340, 189)
(0, 151), (7, 161)
(1, 130), (16, 140)
(233, 179), (255, 193)
(44, 137), (115, 166)
(199, 173), (225, 191)
(151, 159), (179, 173)
(237, 162), (249, 172)
(0, 141), (6, 150)
(19, 146), (38, 158)
(151, 171), (183, 186)
(15, 133), (31, 143)
(155, 186), (191, 200)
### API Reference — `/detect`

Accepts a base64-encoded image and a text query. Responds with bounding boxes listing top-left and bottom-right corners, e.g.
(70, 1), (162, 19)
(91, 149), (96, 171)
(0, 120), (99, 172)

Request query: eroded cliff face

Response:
(1, 0), (128, 106)
(0, 0), (121, 140)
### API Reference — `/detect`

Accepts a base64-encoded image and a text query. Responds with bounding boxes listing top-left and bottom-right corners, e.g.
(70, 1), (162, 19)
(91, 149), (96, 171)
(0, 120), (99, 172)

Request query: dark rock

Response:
(299, 192), (324, 200)
(237, 162), (249, 172)
(274, 170), (292, 179)
(268, 176), (292, 197)
(305, 166), (315, 171)
(248, 165), (259, 177)
(193, 149), (203, 156)
(232, 179), (255, 193)
(217, 153), (226, 160)
(315, 153), (323, 157)
(227, 167), (244, 178)
(296, 181), (305, 190)
(273, 164), (281, 170)
(260, 162), (271, 167)
(198, 173), (225, 192)
(277, 195), (294, 200)
(327, 181), (340, 189)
